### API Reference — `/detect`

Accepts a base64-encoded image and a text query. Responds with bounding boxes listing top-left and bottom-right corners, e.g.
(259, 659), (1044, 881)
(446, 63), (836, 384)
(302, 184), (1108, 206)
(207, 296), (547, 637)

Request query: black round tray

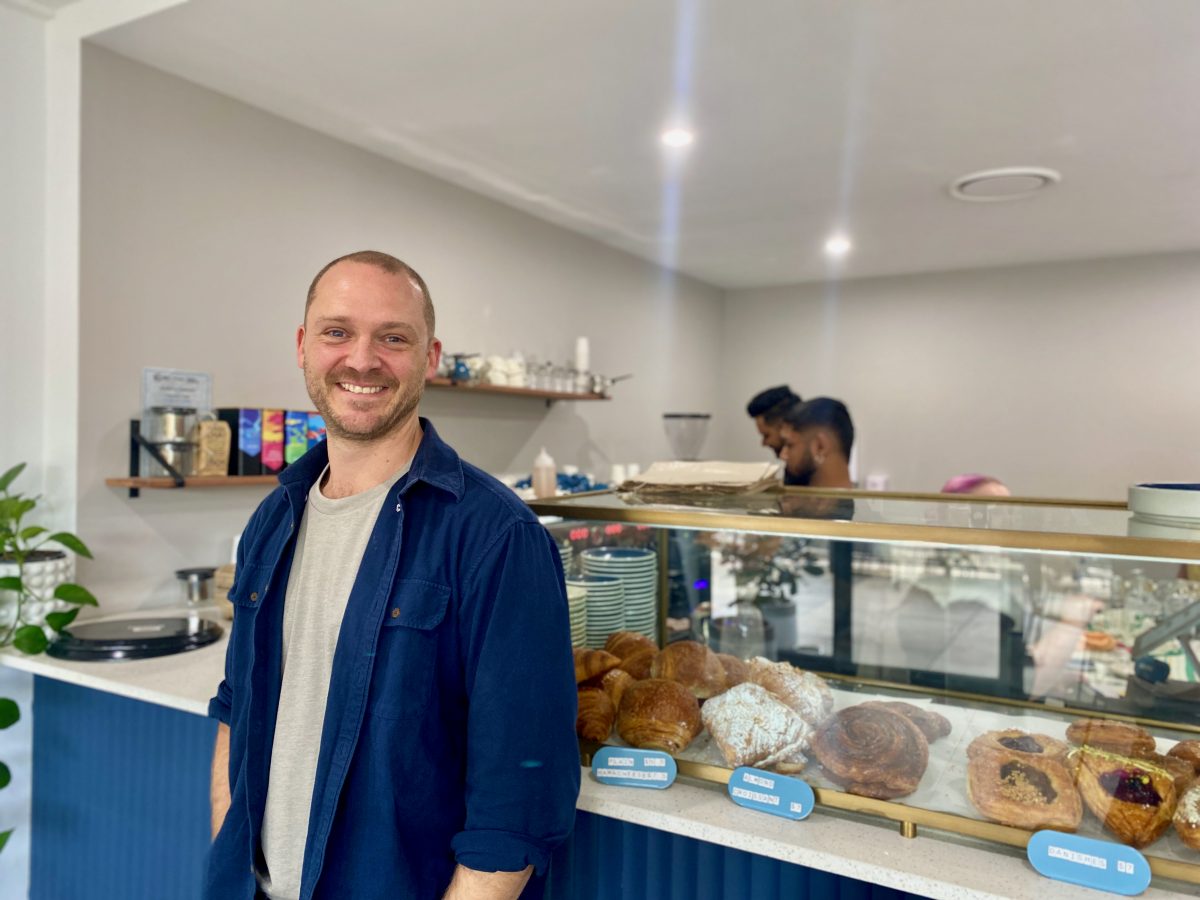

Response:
(46, 617), (224, 661)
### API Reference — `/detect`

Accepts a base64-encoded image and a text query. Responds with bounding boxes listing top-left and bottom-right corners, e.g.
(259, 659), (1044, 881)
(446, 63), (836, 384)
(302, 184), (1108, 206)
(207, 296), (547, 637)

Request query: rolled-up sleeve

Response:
(451, 521), (580, 873)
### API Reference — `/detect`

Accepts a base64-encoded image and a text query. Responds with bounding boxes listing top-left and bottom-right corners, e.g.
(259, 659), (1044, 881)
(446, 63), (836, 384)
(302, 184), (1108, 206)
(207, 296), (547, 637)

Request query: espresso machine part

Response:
(176, 567), (216, 603)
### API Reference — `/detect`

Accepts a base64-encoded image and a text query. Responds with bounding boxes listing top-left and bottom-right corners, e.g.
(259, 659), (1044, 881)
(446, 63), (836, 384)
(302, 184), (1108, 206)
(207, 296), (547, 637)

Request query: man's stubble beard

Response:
(304, 363), (425, 443)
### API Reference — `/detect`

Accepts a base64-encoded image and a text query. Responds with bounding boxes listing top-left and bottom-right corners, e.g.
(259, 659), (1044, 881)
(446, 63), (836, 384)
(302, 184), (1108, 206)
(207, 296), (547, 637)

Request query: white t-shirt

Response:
(258, 462), (409, 900)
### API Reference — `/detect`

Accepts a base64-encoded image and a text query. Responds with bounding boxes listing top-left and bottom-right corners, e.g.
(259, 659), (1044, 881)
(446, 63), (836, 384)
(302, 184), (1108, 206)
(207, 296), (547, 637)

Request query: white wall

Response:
(717, 251), (1200, 499)
(0, 6), (46, 897)
(77, 44), (724, 610)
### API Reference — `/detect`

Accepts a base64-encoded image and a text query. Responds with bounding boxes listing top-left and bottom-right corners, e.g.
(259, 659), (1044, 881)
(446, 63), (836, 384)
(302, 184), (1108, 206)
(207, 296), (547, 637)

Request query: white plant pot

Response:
(0, 550), (74, 637)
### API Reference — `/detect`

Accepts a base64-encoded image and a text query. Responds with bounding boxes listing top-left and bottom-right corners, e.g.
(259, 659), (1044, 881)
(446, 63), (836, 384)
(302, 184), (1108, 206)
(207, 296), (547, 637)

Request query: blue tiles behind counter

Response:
(29, 678), (924, 900)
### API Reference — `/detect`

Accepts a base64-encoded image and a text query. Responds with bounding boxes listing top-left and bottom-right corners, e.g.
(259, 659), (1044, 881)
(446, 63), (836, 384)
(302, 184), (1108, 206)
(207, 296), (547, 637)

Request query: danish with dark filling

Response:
(1070, 746), (1177, 848)
(967, 729), (1070, 763)
(967, 748), (1082, 831)
(811, 705), (929, 799)
(1065, 718), (1156, 757)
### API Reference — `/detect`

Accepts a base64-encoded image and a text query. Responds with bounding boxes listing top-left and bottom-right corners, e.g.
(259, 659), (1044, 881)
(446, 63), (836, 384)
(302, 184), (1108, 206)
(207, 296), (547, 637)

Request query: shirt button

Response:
(390, 607), (400, 619)
(250, 592), (259, 602)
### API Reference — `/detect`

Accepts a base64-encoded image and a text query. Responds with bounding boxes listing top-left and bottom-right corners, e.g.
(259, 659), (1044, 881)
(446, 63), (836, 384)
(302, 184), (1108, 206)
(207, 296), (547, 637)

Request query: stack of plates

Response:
(566, 583), (587, 647)
(556, 541), (575, 579)
(581, 547), (659, 641)
(567, 575), (624, 649)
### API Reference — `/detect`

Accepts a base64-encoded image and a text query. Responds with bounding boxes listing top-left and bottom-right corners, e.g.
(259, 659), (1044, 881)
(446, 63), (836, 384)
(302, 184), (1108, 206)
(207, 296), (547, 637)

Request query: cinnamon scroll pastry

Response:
(861, 701), (951, 742)
(1069, 746), (1177, 848)
(967, 729), (1070, 763)
(811, 705), (929, 799)
(1168, 740), (1200, 776)
(966, 748), (1082, 831)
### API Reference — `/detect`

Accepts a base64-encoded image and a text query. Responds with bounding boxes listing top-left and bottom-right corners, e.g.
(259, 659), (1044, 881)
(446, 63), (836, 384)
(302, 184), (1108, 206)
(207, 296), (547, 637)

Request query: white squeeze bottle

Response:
(532, 447), (557, 498)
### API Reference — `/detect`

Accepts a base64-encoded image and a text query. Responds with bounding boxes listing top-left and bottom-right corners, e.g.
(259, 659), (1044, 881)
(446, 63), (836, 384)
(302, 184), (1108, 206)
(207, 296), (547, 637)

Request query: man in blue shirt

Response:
(207, 250), (580, 900)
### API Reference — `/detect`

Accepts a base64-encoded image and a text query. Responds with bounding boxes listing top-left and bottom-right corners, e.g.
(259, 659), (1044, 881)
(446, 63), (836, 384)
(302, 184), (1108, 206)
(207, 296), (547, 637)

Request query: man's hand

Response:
(211, 722), (231, 840)
(442, 864), (532, 900)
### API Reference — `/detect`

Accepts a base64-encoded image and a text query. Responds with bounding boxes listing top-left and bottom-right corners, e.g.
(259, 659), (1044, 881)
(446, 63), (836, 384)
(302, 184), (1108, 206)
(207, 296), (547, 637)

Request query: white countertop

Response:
(0, 609), (228, 717)
(2, 623), (1195, 898)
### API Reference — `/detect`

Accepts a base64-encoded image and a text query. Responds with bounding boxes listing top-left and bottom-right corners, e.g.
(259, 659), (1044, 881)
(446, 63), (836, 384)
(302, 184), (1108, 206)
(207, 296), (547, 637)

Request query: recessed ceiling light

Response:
(660, 128), (695, 149)
(824, 234), (852, 257)
(949, 167), (1061, 202)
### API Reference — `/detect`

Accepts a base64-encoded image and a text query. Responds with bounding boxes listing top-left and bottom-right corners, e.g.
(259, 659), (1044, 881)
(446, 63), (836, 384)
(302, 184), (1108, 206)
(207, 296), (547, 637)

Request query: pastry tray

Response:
(600, 683), (1200, 870)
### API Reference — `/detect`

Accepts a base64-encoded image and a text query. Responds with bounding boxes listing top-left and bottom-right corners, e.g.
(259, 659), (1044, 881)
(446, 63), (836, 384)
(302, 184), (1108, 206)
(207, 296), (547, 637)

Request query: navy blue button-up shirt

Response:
(206, 419), (580, 900)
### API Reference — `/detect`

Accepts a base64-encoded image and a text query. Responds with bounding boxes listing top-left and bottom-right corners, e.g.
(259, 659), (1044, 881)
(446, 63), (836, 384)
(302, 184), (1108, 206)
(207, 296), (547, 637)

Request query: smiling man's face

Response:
(297, 260), (440, 443)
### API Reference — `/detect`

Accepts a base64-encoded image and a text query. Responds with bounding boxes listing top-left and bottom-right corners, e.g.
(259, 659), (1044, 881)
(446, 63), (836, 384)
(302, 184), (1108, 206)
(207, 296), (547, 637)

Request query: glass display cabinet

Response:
(532, 488), (1200, 888)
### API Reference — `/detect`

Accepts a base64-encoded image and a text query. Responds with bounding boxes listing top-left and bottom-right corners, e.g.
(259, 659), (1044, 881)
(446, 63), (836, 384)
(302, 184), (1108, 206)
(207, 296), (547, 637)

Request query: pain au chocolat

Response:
(1070, 746), (1177, 848)
(811, 705), (929, 800)
(967, 748), (1082, 832)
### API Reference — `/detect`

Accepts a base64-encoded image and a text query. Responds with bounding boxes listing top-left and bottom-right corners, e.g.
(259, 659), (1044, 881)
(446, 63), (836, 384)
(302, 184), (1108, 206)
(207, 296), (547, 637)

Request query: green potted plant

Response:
(0, 462), (97, 853)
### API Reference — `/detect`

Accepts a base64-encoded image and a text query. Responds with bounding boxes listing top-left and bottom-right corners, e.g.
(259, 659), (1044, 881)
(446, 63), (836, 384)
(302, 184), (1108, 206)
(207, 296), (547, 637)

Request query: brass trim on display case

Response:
(778, 486), (1128, 510)
(666, 758), (1200, 884)
(529, 496), (1200, 561)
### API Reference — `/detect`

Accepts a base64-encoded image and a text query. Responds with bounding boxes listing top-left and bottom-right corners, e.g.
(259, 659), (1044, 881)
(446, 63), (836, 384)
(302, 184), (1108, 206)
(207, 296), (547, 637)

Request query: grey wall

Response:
(717, 251), (1200, 499)
(78, 45), (724, 610)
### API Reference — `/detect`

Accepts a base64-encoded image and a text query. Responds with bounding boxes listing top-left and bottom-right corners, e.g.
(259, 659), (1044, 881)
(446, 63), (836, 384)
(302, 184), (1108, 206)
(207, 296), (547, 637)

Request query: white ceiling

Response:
(91, 0), (1200, 290)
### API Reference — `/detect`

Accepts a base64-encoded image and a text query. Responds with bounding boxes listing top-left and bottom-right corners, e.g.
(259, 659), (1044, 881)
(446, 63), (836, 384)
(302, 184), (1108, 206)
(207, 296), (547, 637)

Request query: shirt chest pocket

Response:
(367, 579), (451, 721)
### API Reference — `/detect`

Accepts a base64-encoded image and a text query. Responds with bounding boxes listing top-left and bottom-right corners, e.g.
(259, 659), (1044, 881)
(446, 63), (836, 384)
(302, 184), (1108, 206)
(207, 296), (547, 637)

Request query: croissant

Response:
(651, 641), (727, 699)
(618, 646), (657, 680)
(967, 748), (1082, 832)
(1070, 746), (1177, 848)
(598, 668), (635, 713)
(716, 653), (749, 688)
(616, 678), (701, 754)
(573, 647), (621, 684)
(1065, 718), (1156, 757)
(701, 682), (812, 772)
(576, 688), (616, 742)
(748, 657), (833, 726)
(605, 630), (657, 660)
(1174, 782), (1200, 851)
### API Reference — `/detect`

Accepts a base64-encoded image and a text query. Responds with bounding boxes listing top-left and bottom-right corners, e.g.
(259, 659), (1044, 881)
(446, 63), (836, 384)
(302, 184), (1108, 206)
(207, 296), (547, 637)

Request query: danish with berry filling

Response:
(1069, 746), (1177, 848)
(967, 729), (1070, 763)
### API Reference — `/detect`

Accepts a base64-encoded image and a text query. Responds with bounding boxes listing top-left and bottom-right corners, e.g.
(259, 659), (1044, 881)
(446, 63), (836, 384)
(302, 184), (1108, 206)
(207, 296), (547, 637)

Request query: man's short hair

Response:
(746, 385), (800, 421)
(781, 397), (854, 456)
(305, 250), (436, 340)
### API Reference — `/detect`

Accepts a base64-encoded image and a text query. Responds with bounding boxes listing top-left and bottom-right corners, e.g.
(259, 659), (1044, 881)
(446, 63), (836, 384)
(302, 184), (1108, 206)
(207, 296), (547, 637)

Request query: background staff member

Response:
(777, 397), (855, 490)
(745, 385), (800, 458)
(207, 250), (579, 900)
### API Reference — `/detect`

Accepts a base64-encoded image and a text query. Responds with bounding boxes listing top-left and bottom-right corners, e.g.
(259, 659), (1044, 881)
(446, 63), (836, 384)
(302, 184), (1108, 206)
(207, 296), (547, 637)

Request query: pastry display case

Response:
(532, 488), (1200, 889)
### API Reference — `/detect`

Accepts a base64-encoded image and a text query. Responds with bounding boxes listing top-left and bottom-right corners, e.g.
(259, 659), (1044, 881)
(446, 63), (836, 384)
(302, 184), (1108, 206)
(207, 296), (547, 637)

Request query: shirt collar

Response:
(278, 417), (464, 502)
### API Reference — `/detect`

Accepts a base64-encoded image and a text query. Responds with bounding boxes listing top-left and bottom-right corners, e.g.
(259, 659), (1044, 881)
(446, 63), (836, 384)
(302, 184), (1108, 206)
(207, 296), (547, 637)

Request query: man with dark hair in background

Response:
(778, 397), (854, 489)
(745, 386), (800, 458)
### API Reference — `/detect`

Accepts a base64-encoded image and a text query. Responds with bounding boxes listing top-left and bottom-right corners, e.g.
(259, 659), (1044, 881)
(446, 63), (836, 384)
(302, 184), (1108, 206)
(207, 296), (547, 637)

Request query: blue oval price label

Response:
(1027, 830), (1151, 896)
(592, 747), (676, 789)
(727, 766), (814, 820)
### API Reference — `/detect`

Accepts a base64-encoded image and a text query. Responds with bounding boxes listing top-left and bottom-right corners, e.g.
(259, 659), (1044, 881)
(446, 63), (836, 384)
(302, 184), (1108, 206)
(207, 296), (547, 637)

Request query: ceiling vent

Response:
(949, 167), (1061, 202)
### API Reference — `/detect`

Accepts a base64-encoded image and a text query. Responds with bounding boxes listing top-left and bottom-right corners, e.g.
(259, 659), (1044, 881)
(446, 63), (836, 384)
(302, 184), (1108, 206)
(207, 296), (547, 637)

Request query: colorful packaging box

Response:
(284, 411), (309, 465)
(261, 408), (285, 475)
(307, 412), (327, 448)
(216, 408), (263, 476)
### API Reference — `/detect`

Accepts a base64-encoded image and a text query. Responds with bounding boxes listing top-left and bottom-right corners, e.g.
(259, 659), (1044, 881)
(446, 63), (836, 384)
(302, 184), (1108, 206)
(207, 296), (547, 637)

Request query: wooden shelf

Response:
(425, 377), (608, 402)
(105, 475), (278, 490)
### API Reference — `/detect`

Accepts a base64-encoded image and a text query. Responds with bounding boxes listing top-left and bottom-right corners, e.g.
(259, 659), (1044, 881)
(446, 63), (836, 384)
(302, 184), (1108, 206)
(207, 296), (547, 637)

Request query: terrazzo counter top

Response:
(0, 607), (228, 716)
